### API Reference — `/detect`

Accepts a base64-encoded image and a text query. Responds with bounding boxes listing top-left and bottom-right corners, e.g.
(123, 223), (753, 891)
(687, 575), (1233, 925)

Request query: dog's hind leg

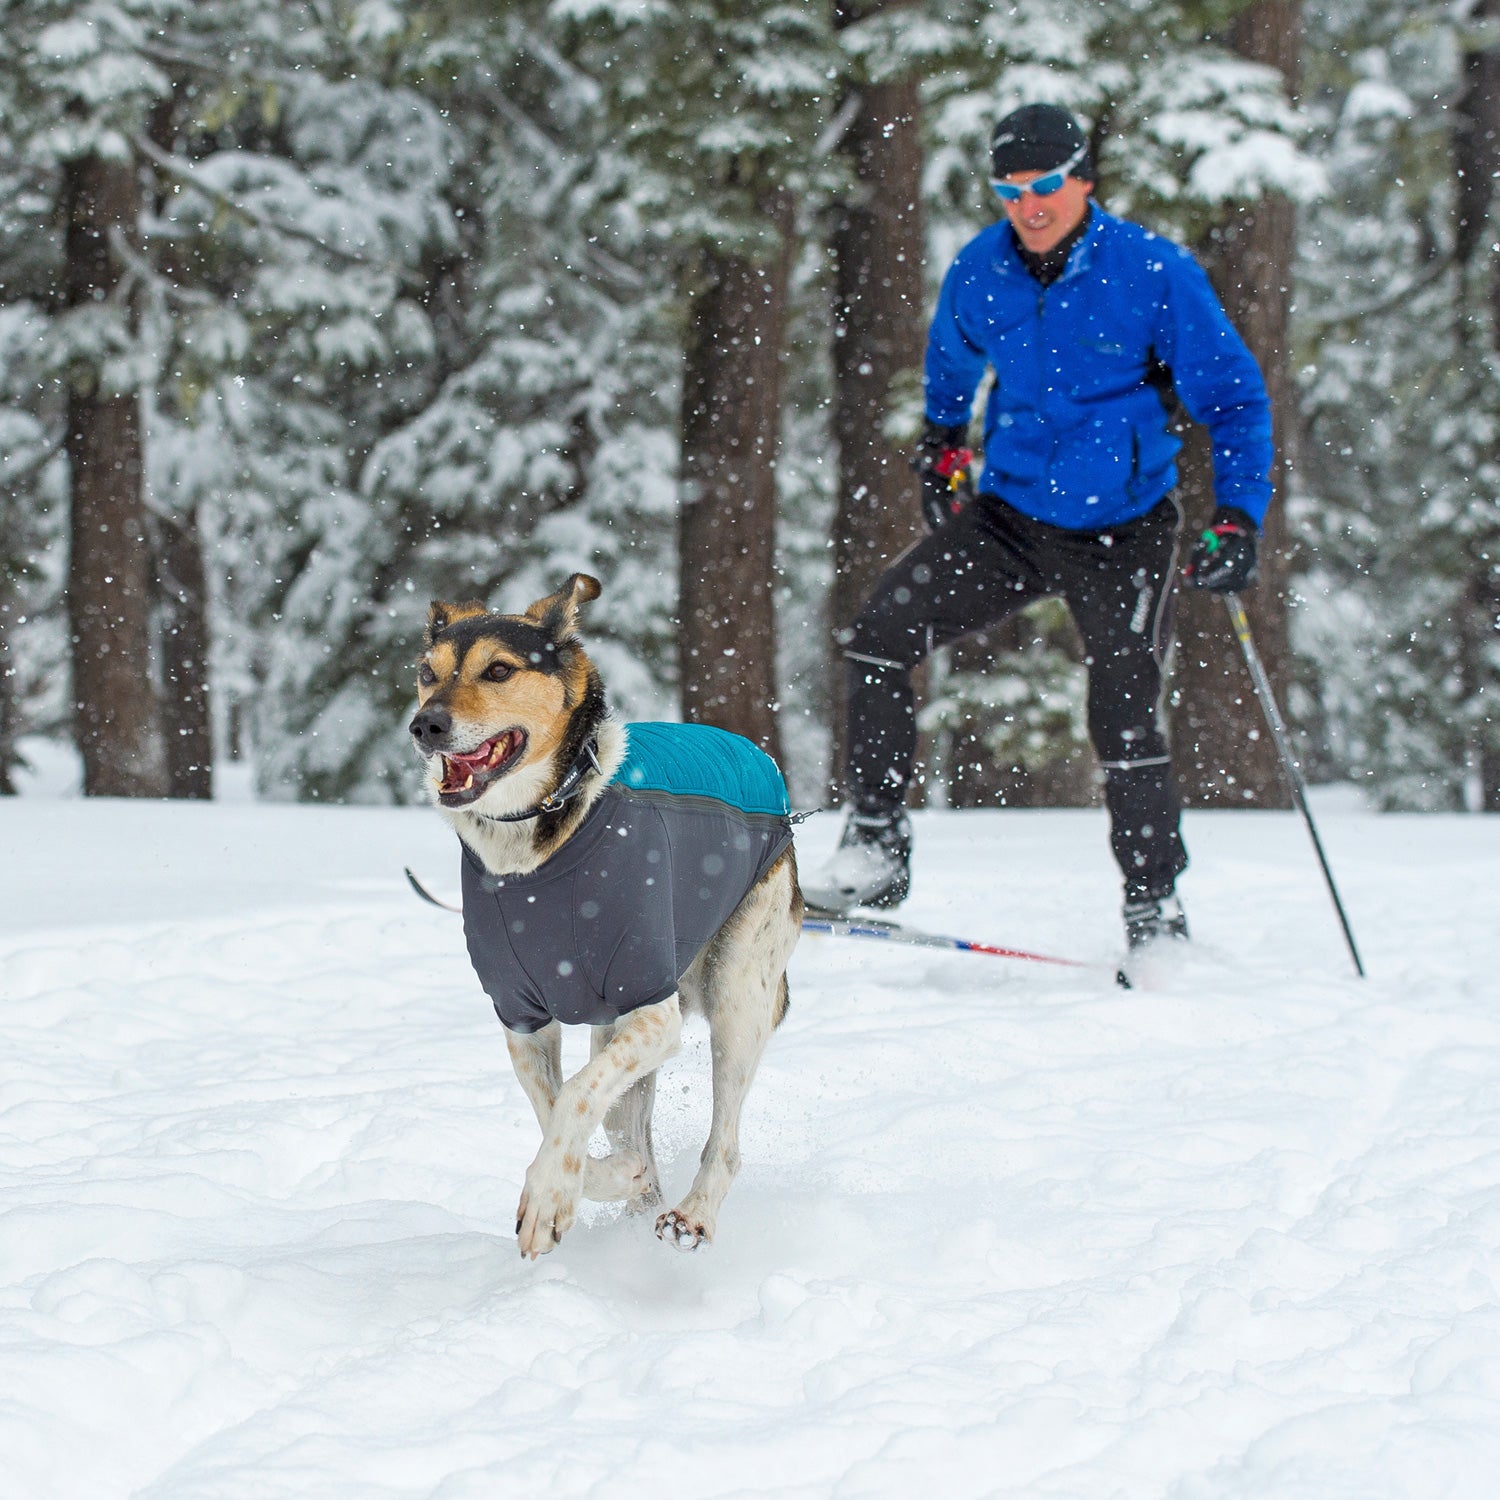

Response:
(655, 976), (776, 1251)
(657, 856), (799, 1251)
(592, 1023), (663, 1210)
(514, 994), (681, 1259)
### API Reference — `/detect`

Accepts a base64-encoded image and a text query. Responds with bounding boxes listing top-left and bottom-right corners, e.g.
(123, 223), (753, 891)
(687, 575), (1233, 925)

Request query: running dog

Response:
(409, 574), (801, 1258)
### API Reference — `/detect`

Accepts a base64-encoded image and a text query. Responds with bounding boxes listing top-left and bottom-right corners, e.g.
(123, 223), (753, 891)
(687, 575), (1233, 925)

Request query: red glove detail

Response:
(934, 447), (974, 482)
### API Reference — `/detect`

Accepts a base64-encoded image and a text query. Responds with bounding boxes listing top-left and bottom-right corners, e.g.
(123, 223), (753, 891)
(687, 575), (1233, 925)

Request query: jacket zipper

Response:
(1037, 284), (1057, 488)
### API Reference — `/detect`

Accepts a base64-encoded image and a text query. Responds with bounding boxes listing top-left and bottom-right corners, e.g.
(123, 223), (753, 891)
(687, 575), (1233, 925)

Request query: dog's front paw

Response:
(516, 1154), (582, 1259)
(656, 1206), (713, 1252)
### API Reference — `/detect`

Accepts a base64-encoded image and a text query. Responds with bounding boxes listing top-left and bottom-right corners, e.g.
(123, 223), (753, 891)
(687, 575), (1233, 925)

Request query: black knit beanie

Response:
(989, 104), (1092, 180)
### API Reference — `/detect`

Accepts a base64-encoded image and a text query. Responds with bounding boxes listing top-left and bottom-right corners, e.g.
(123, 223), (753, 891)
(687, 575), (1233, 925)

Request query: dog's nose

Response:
(409, 706), (452, 748)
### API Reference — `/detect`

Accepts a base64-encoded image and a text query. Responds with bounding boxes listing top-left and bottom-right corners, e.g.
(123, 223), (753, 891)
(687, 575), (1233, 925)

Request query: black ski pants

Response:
(842, 491), (1188, 900)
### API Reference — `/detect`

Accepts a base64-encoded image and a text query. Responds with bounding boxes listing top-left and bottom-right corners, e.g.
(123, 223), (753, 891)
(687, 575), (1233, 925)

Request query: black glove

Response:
(912, 421), (976, 531)
(1185, 506), (1259, 592)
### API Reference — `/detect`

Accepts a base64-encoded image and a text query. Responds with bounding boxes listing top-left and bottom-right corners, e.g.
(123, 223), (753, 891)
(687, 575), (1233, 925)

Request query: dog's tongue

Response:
(440, 739), (497, 793)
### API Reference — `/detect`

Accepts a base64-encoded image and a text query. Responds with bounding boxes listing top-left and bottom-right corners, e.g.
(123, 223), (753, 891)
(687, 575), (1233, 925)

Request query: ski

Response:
(1112, 934), (1197, 991)
(407, 870), (1110, 979)
(801, 904), (1108, 974)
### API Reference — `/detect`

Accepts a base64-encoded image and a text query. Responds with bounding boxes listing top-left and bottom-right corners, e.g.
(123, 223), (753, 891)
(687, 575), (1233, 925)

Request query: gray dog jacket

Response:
(460, 722), (794, 1033)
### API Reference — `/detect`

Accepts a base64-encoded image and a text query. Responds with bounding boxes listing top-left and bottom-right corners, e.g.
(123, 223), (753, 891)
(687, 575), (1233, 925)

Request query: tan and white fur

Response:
(410, 573), (801, 1258)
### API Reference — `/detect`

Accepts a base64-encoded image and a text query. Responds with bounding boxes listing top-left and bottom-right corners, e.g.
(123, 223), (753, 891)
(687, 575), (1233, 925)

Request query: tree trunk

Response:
(154, 508), (214, 798)
(1466, 565), (1500, 810)
(62, 151), (166, 798)
(0, 496), (20, 793)
(0, 609), (15, 796)
(828, 0), (930, 804)
(828, 5), (928, 794)
(1455, 0), (1500, 273)
(1453, 0), (1500, 810)
(829, 79), (926, 607)
(1171, 0), (1299, 809)
(140, 97), (214, 799)
(677, 190), (793, 761)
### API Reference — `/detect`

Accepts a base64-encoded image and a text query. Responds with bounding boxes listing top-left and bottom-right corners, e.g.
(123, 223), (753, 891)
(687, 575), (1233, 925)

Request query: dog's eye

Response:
(418, 662), (436, 687)
(484, 661), (515, 682)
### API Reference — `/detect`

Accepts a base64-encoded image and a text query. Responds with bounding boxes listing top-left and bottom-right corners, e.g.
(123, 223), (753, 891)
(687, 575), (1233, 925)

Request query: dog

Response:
(409, 573), (802, 1258)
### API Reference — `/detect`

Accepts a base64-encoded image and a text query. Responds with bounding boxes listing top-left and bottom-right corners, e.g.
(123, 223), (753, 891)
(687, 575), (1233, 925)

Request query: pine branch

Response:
(0, 434), (65, 498)
(815, 94), (862, 157)
(107, 224), (220, 312)
(1301, 254), (1454, 333)
(133, 39), (309, 93)
(132, 132), (424, 291)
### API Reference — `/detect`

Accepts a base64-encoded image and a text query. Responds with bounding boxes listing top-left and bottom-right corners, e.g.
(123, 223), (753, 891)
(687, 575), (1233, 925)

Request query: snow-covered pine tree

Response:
(0, 25), (70, 791)
(821, 1), (946, 799)
(1168, 1), (1310, 809)
(53, 2), (455, 802)
(3, 0), (183, 795)
(344, 2), (688, 795)
(1297, 0), (1500, 809)
(553, 0), (841, 766)
(4, 0), (1487, 820)
(131, 3), (685, 802)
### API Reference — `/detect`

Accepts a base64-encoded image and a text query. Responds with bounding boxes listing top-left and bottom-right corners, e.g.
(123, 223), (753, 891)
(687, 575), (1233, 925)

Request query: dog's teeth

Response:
(464, 773), (474, 789)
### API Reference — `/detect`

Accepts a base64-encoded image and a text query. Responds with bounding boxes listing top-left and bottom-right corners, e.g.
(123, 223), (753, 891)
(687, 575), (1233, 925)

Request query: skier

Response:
(805, 103), (1272, 949)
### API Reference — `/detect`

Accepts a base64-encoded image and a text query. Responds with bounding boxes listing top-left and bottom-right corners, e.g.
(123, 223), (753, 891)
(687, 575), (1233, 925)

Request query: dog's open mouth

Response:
(436, 729), (528, 807)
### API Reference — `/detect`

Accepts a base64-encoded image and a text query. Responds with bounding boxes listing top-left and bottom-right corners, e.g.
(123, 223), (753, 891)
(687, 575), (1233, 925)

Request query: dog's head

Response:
(409, 573), (604, 812)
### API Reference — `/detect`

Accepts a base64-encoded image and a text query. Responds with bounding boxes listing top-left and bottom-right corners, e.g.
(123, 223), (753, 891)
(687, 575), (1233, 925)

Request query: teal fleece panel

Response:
(614, 722), (790, 817)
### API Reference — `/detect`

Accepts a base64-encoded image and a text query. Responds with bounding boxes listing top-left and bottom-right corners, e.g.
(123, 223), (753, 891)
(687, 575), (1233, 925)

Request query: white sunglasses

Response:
(990, 142), (1089, 202)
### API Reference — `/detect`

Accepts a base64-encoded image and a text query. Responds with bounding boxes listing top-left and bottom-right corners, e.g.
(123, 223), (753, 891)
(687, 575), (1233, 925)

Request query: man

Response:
(805, 102), (1272, 949)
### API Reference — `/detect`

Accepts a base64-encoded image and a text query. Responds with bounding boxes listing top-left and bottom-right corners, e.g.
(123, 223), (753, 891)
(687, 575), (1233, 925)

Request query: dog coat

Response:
(461, 722), (794, 1033)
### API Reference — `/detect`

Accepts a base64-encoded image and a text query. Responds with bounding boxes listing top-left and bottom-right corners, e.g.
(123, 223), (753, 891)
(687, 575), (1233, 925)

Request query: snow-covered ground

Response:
(2, 788), (1498, 1499)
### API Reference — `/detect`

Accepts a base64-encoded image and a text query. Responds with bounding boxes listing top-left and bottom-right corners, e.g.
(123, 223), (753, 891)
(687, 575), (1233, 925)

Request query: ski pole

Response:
(1222, 593), (1365, 977)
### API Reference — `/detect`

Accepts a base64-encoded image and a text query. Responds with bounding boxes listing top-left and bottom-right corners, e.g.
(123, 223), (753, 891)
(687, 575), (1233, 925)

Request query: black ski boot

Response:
(803, 808), (912, 914)
(1123, 888), (1189, 950)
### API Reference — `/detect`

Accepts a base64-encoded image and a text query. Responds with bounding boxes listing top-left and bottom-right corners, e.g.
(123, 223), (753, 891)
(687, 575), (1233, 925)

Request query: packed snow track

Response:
(2, 798), (1497, 1498)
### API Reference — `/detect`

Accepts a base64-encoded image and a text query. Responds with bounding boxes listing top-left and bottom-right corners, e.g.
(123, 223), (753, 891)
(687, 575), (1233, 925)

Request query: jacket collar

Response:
(1055, 201), (1104, 283)
(996, 199), (1108, 283)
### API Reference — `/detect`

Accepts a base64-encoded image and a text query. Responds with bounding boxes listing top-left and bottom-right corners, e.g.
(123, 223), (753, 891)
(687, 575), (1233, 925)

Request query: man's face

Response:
(998, 168), (1092, 255)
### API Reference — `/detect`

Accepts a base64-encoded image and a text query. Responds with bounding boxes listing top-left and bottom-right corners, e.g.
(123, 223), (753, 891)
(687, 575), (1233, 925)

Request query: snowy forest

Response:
(0, 0), (1495, 815)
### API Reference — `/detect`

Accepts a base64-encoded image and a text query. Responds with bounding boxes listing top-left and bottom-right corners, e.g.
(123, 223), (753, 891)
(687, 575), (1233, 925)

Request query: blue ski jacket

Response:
(925, 206), (1273, 530)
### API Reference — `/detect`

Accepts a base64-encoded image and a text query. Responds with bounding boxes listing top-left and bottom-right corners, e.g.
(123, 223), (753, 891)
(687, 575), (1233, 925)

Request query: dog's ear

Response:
(522, 573), (602, 642)
(424, 599), (488, 646)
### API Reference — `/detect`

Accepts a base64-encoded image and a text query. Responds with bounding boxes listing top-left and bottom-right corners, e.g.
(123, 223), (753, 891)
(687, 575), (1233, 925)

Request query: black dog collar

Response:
(477, 737), (603, 824)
